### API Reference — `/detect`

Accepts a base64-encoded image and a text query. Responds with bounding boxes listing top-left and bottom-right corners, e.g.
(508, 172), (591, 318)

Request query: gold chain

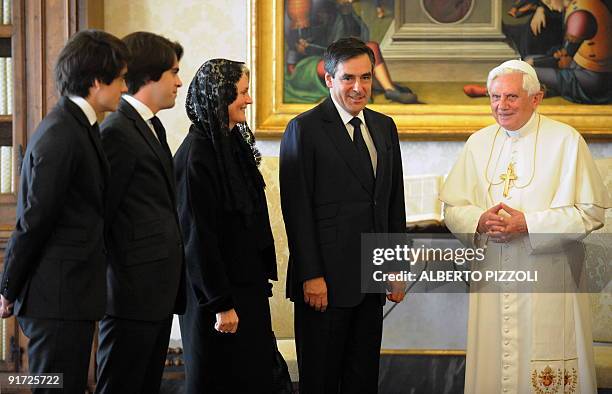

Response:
(484, 114), (541, 189)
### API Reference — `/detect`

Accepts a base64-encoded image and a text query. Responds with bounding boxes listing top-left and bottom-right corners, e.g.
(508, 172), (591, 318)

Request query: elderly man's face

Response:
(489, 73), (542, 131)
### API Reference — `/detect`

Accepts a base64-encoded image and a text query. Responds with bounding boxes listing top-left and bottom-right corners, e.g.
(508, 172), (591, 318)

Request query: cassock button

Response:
(504, 364), (509, 369)
(504, 328), (509, 333)
(503, 377), (509, 381)
(504, 305), (509, 310)
(504, 340), (509, 345)
(504, 316), (509, 321)
(504, 353), (509, 358)
(503, 389), (508, 392)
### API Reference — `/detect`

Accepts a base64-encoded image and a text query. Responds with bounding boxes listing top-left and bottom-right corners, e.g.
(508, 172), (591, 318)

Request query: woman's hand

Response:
(215, 308), (239, 334)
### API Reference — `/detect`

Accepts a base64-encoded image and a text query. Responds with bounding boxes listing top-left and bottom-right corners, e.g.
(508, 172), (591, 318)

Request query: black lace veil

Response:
(185, 59), (264, 219)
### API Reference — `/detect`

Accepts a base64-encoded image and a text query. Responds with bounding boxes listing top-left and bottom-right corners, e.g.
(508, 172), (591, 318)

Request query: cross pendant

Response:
(500, 162), (517, 197)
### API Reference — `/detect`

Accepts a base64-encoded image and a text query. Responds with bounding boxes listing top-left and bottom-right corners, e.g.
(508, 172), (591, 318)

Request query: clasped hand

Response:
(215, 308), (239, 334)
(477, 203), (528, 243)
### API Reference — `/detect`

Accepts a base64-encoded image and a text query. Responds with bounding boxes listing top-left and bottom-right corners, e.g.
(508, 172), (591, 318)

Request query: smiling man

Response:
(280, 37), (406, 393)
(95, 32), (185, 394)
(440, 60), (610, 393)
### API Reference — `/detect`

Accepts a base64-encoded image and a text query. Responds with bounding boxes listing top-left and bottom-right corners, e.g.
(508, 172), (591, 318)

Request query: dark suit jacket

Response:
(1, 97), (109, 320)
(101, 98), (185, 321)
(174, 129), (277, 314)
(280, 97), (405, 308)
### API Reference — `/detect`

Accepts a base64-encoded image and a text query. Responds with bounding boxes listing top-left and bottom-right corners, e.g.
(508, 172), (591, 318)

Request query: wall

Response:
(104, 0), (249, 154)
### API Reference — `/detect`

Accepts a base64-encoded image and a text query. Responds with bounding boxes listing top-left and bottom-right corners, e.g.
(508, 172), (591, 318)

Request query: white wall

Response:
(105, 0), (249, 154)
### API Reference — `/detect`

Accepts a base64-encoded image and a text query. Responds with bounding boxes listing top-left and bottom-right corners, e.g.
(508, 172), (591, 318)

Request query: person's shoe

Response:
(463, 84), (488, 97)
(385, 88), (418, 104)
(373, 81), (413, 94)
(393, 83), (414, 94)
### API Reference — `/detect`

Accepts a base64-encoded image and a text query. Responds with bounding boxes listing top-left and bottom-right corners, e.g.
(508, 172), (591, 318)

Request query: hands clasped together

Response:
(477, 202), (528, 243)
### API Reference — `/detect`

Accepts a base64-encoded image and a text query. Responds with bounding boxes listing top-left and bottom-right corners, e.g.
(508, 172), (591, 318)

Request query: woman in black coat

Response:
(175, 59), (278, 394)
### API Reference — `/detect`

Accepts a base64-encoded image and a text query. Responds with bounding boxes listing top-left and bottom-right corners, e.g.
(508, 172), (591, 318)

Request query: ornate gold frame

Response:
(250, 0), (612, 140)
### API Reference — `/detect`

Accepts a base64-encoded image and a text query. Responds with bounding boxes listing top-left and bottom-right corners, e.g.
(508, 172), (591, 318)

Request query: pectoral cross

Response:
(500, 162), (517, 197)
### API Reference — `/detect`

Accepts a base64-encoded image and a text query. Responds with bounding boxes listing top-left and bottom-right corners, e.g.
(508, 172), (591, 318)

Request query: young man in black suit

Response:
(280, 37), (407, 393)
(0, 30), (128, 393)
(95, 32), (184, 394)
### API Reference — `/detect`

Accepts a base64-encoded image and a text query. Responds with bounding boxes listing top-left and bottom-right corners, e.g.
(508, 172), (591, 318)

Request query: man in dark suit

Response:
(95, 32), (184, 394)
(0, 30), (128, 393)
(280, 37), (407, 394)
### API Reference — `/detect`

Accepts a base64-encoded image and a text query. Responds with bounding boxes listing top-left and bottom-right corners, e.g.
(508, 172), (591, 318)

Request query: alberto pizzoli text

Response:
(372, 270), (538, 283)
(370, 245), (538, 284)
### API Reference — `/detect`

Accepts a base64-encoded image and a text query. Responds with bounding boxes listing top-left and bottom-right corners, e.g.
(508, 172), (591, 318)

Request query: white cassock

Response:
(440, 113), (611, 394)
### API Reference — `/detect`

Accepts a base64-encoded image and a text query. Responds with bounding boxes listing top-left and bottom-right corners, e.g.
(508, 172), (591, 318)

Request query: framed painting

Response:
(250, 0), (612, 139)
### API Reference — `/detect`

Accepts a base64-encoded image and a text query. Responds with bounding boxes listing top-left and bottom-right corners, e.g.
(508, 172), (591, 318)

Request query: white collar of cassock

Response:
(503, 112), (537, 139)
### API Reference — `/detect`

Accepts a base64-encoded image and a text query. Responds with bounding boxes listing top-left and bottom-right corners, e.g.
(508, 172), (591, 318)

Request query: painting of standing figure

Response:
(284, 0), (418, 104)
(256, 0), (612, 138)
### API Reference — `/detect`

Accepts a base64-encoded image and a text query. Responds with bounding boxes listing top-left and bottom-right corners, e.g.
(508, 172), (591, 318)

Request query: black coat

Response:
(100, 98), (185, 321)
(174, 128), (277, 393)
(173, 128), (277, 314)
(1, 97), (109, 320)
(280, 97), (406, 307)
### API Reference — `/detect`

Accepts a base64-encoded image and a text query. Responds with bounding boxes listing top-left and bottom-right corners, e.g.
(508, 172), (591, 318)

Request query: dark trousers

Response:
(95, 315), (172, 394)
(295, 294), (383, 394)
(18, 317), (95, 394)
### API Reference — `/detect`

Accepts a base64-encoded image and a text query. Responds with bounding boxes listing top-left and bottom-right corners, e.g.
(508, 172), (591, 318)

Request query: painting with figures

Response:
(283, 0), (611, 106)
(252, 0), (612, 138)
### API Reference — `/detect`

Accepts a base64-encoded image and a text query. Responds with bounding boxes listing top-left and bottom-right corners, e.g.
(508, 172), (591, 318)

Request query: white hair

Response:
(487, 67), (541, 96)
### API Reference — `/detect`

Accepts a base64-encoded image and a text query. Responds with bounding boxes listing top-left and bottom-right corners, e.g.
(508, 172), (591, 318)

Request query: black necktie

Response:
(349, 117), (374, 189)
(150, 116), (172, 157)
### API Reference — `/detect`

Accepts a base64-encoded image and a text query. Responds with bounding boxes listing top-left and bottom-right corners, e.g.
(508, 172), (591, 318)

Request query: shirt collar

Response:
(503, 112), (538, 139)
(122, 94), (155, 122)
(67, 96), (97, 126)
(330, 94), (366, 127)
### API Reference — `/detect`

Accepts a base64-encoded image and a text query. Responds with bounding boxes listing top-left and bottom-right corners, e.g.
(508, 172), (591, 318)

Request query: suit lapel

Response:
(62, 97), (110, 183)
(119, 99), (176, 197)
(364, 108), (387, 199)
(321, 97), (374, 196)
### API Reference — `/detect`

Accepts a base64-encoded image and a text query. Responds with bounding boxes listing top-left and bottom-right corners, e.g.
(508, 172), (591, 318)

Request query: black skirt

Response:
(179, 281), (274, 394)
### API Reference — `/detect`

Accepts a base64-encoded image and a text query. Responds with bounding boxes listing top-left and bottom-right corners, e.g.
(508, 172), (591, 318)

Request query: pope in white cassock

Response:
(440, 60), (611, 394)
